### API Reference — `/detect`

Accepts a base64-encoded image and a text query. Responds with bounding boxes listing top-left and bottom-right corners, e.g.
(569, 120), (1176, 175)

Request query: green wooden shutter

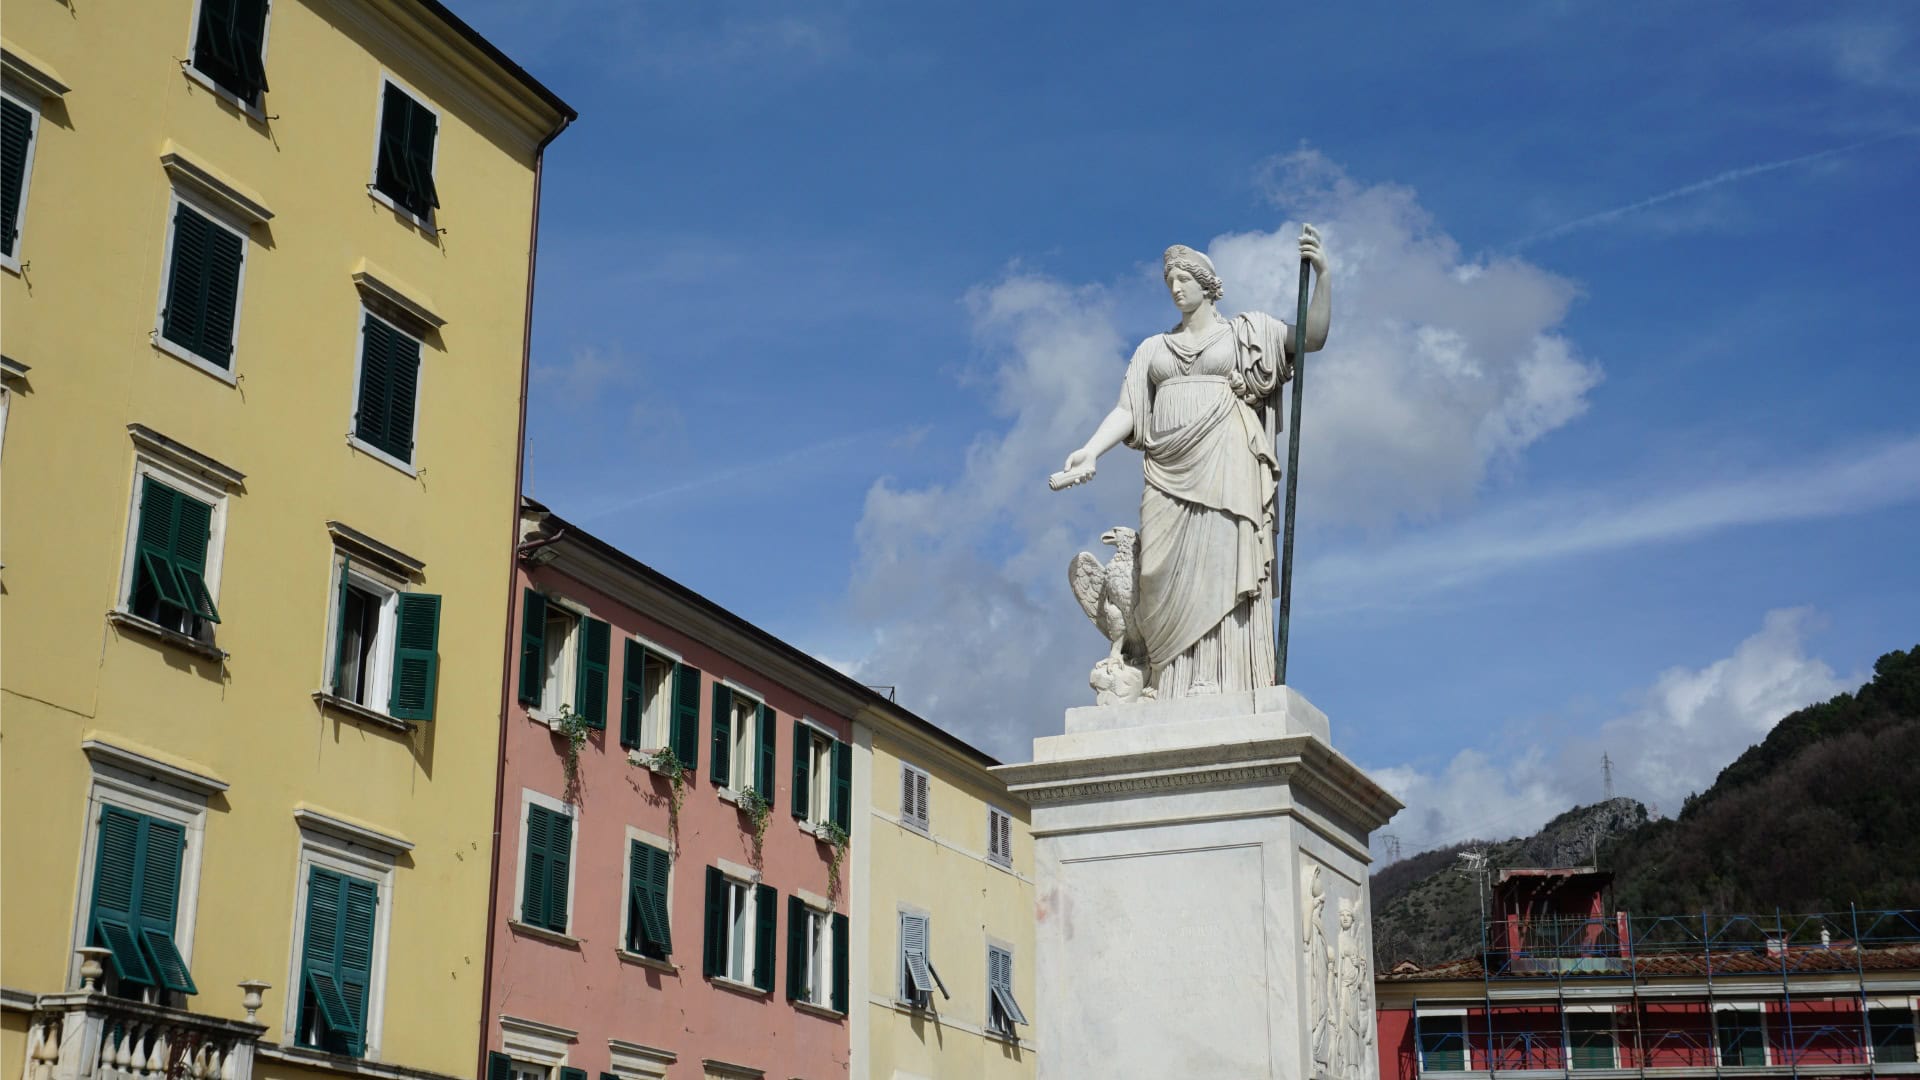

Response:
(161, 203), (210, 356)
(517, 590), (546, 705)
(375, 85), (412, 210)
(135, 819), (196, 994)
(831, 737), (853, 835)
(790, 719), (810, 820)
(785, 894), (804, 1001)
(831, 912), (849, 1013)
(388, 592), (440, 720)
(645, 844), (672, 955)
(559, 1068), (587, 1080)
(752, 883), (777, 993)
(300, 867), (356, 1050)
(404, 98), (439, 211)
(134, 478), (191, 611)
(337, 876), (377, 1055)
(701, 866), (725, 978)
(755, 702), (775, 799)
(1, 98), (31, 256)
(543, 810), (572, 933)
(671, 663), (700, 770)
(230, 0), (270, 98)
(624, 840), (646, 953)
(198, 220), (244, 369)
(89, 806), (155, 986)
(486, 1053), (513, 1080)
(383, 329), (421, 462)
(331, 554), (353, 694)
(521, 806), (550, 928)
(574, 617), (610, 730)
(354, 315), (393, 453)
(619, 640), (644, 749)
(709, 683), (733, 788)
(169, 492), (219, 623)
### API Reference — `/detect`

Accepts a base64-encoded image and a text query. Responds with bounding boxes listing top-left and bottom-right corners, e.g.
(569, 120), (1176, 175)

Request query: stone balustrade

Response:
(19, 992), (266, 1080)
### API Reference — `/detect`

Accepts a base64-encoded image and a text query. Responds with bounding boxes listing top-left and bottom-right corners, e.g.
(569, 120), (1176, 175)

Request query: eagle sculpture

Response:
(1069, 527), (1142, 665)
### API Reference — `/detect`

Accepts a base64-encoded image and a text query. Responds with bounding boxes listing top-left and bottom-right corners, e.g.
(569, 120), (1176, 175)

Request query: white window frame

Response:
(897, 905), (937, 1009)
(985, 939), (1025, 1036)
(1867, 1000), (1918, 1065)
(499, 1015), (575, 1078)
(713, 870), (759, 986)
(1715, 1003), (1771, 1068)
(899, 761), (930, 833)
(629, 635), (680, 753)
(1415, 1011), (1470, 1073)
(618, 825), (673, 961)
(797, 719), (835, 828)
(181, 0), (273, 117)
(281, 823), (397, 1059)
(793, 899), (832, 1007)
(66, 754), (214, 1001)
(366, 73), (440, 233)
(530, 599), (585, 724)
(152, 187), (249, 386)
(512, 790), (579, 936)
(346, 305), (425, 476)
(987, 805), (1012, 867)
(0, 82), (42, 274)
(116, 453), (230, 638)
(1565, 1006), (1619, 1070)
(320, 552), (400, 712)
(724, 682), (763, 798)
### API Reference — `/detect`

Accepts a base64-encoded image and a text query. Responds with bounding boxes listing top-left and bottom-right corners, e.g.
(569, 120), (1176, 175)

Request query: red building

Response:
(1376, 870), (1920, 1080)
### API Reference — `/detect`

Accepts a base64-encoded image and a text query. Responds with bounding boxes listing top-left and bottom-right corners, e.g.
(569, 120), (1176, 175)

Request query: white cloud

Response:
(532, 344), (638, 405)
(1372, 608), (1851, 856)
(845, 153), (1598, 758)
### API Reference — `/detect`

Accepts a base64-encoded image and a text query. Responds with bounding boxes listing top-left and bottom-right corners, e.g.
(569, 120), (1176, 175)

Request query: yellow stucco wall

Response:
(858, 726), (1037, 1080)
(0, 1), (562, 1076)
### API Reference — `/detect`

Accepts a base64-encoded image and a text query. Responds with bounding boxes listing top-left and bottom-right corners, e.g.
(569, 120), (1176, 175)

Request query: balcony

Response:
(19, 990), (266, 1080)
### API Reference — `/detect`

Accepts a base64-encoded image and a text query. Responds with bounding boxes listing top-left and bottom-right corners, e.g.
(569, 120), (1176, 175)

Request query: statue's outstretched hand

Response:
(1299, 223), (1327, 274)
(1051, 448), (1096, 491)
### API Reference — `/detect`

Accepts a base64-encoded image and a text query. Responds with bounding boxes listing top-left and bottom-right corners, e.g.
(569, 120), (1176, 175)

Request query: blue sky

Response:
(459, 1), (1920, 856)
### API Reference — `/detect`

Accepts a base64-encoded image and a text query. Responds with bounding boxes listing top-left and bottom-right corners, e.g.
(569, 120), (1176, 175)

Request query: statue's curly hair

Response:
(1162, 244), (1225, 301)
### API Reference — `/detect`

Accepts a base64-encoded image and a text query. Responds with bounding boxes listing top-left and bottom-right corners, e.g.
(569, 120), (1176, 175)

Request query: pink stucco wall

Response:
(488, 562), (850, 1078)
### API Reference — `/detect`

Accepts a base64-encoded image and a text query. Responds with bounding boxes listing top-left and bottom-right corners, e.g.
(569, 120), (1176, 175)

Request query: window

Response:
(85, 805), (197, 1000)
(786, 897), (847, 1012)
(518, 799), (574, 934)
(325, 553), (440, 720)
(486, 1058), (553, 1080)
(709, 683), (773, 798)
(1568, 1012), (1617, 1069)
(987, 806), (1012, 866)
(898, 910), (945, 1009)
(702, 867), (774, 991)
(1870, 1006), (1917, 1064)
(351, 310), (423, 469)
(372, 79), (438, 222)
(900, 762), (930, 832)
(1418, 1014), (1468, 1072)
(624, 839), (671, 960)
(790, 721), (852, 834)
(1717, 1008), (1767, 1067)
(516, 591), (609, 729)
(620, 641), (673, 751)
(1, 85), (40, 271)
(189, 0), (270, 106)
(296, 865), (377, 1056)
(123, 472), (223, 639)
(986, 943), (1028, 1036)
(155, 194), (247, 377)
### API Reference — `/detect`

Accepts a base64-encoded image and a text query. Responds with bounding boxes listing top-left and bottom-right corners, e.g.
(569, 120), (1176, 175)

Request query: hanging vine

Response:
(553, 704), (591, 803)
(821, 821), (851, 908)
(739, 786), (772, 866)
(641, 747), (689, 850)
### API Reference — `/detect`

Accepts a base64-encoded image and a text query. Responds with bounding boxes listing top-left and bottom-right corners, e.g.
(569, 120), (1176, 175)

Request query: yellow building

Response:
(850, 710), (1037, 1080)
(0, 1), (570, 1077)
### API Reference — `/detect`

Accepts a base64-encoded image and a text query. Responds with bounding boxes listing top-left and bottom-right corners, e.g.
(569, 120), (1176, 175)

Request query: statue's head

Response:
(1163, 244), (1224, 310)
(1338, 898), (1356, 928)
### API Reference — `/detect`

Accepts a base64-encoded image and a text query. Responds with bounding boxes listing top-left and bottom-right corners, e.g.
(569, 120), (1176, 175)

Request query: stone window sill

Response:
(717, 786), (741, 807)
(709, 976), (770, 1000)
(107, 610), (226, 662)
(509, 921), (580, 950)
(312, 691), (412, 733)
(792, 1000), (845, 1021)
(615, 949), (679, 976)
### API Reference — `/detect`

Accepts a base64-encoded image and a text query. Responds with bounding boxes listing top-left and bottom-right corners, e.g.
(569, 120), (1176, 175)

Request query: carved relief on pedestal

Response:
(1302, 859), (1377, 1080)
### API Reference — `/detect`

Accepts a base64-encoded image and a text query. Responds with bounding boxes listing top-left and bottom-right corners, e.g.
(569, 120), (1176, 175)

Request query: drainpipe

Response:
(478, 108), (572, 1080)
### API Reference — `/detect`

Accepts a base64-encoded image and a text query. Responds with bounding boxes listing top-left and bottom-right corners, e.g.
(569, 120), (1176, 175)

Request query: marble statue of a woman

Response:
(1055, 228), (1330, 698)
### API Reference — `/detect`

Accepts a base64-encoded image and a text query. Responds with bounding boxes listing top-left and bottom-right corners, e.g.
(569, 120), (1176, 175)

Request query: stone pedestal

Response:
(994, 686), (1401, 1080)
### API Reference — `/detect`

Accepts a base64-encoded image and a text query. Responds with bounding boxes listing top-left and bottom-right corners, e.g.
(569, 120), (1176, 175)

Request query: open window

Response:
(624, 838), (672, 961)
(898, 910), (946, 1010)
(790, 720), (852, 835)
(786, 896), (847, 1012)
(708, 683), (773, 799)
(702, 866), (774, 991)
(324, 547), (439, 721)
(188, 0), (271, 107)
(986, 943), (1027, 1036)
(516, 590), (608, 730)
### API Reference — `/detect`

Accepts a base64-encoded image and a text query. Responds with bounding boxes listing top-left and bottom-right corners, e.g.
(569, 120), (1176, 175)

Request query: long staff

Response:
(1275, 248), (1312, 685)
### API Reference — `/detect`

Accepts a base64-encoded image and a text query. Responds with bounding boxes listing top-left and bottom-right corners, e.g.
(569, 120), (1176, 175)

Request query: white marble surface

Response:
(998, 687), (1397, 1080)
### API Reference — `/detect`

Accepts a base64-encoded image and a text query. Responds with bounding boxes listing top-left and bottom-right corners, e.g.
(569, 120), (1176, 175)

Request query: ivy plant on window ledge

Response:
(637, 747), (688, 849)
(551, 704), (591, 803)
(821, 821), (850, 907)
(738, 787), (771, 867)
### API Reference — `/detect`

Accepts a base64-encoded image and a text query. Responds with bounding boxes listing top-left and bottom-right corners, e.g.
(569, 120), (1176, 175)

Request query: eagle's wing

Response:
(1068, 552), (1106, 623)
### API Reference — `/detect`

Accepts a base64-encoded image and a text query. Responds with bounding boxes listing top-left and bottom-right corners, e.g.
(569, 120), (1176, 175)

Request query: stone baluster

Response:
(26, 1016), (61, 1080)
(144, 1026), (171, 1079)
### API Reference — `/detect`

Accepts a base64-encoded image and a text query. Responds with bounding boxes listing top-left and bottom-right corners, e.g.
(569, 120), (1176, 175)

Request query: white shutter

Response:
(901, 913), (933, 999)
(914, 768), (930, 826)
(901, 763), (930, 830)
(989, 945), (1027, 1026)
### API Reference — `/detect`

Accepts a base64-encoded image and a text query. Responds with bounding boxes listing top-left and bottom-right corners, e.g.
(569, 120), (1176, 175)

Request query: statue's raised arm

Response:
(1051, 227), (1332, 703)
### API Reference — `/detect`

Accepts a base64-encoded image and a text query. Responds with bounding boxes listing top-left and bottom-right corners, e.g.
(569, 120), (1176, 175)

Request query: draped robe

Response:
(1117, 310), (1293, 697)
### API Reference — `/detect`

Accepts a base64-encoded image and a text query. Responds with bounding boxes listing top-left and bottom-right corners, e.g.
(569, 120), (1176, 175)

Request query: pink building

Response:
(482, 499), (855, 1080)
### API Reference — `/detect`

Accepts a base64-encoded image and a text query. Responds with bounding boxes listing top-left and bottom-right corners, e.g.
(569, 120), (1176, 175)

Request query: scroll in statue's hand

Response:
(1050, 448), (1096, 490)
